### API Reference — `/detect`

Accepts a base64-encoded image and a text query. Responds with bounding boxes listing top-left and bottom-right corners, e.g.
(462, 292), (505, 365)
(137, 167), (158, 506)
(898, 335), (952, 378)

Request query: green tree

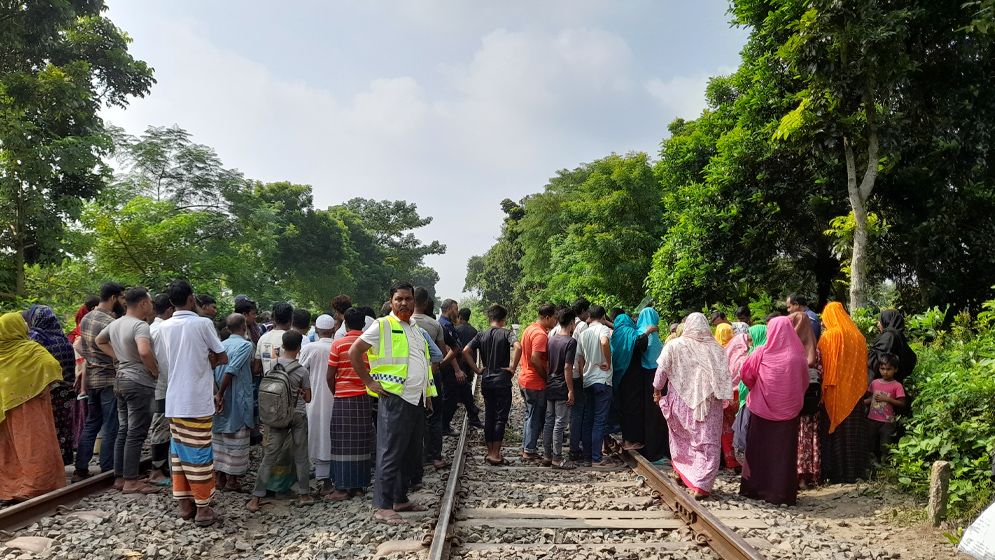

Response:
(0, 1), (153, 298)
(338, 198), (445, 296)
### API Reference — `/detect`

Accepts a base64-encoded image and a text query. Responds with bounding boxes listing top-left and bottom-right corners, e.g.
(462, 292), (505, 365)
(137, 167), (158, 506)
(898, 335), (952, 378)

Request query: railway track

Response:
(0, 458), (153, 536)
(426, 382), (767, 560)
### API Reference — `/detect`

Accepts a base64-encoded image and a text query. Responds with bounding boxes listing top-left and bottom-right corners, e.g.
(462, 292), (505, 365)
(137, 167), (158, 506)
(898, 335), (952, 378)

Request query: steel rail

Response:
(0, 457), (152, 534)
(426, 375), (477, 560)
(624, 448), (766, 560)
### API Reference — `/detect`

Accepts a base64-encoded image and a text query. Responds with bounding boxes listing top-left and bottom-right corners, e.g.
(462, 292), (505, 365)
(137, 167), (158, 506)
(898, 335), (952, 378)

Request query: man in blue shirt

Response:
(212, 313), (256, 492)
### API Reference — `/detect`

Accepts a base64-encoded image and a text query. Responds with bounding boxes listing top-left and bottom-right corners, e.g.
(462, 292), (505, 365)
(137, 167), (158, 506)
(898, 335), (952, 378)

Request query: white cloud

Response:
(645, 74), (715, 120)
(101, 6), (742, 298)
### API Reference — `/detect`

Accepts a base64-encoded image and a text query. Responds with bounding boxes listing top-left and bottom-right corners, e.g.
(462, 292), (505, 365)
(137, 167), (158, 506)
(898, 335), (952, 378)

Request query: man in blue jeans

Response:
(518, 304), (557, 462)
(576, 306), (614, 468)
(73, 282), (125, 481)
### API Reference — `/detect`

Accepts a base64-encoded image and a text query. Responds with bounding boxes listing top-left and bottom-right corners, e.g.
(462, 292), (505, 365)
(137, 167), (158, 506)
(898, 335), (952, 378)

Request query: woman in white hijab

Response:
(653, 312), (732, 498)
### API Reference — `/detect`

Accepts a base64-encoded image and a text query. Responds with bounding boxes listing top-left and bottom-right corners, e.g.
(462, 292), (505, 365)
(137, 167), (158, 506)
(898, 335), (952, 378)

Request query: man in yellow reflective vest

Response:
(349, 281), (437, 526)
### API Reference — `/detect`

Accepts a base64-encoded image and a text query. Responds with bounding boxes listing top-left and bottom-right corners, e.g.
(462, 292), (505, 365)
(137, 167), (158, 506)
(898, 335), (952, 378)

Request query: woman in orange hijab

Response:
(818, 302), (870, 483)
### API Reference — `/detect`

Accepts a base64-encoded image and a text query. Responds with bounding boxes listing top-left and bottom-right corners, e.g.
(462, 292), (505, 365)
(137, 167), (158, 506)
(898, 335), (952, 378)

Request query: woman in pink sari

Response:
(653, 313), (732, 498)
(739, 316), (809, 505)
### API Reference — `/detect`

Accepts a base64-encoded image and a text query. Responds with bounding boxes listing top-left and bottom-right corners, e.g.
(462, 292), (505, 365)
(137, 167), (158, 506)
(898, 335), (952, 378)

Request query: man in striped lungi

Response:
(159, 280), (228, 527)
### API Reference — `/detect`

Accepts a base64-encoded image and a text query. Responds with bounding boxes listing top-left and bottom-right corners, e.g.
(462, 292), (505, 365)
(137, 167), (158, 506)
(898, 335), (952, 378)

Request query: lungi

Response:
(169, 417), (215, 506)
(212, 427), (251, 476)
(330, 394), (374, 490)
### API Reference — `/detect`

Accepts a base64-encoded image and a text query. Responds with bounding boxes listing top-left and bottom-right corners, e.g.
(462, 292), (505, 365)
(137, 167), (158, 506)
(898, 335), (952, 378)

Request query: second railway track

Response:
(427, 383), (768, 560)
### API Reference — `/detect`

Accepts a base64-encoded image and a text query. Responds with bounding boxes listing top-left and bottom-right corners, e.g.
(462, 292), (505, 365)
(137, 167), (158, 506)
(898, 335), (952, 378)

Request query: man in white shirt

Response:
(576, 305), (614, 468)
(159, 280), (228, 527)
(299, 314), (336, 495)
(349, 282), (433, 526)
(254, 302), (293, 375)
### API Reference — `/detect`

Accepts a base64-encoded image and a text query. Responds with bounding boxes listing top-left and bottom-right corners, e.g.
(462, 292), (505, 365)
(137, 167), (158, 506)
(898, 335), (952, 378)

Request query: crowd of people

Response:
(0, 281), (916, 527)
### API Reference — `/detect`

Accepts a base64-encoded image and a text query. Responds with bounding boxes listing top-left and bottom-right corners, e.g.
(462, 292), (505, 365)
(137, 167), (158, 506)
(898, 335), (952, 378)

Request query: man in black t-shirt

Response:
(542, 309), (577, 469)
(464, 304), (521, 465)
(440, 299), (483, 433)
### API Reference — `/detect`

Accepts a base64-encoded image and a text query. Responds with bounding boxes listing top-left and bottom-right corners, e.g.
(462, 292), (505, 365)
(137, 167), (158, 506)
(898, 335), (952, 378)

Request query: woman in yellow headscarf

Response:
(0, 312), (67, 502)
(714, 323), (734, 347)
(818, 302), (869, 483)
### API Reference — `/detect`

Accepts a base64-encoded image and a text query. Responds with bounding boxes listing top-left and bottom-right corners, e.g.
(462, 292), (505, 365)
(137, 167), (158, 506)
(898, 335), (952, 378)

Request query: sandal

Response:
(374, 509), (408, 525)
(122, 482), (161, 495)
(392, 501), (428, 512)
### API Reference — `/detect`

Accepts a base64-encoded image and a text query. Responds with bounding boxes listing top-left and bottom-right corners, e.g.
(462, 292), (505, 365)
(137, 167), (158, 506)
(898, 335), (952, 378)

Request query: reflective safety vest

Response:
(367, 315), (438, 399)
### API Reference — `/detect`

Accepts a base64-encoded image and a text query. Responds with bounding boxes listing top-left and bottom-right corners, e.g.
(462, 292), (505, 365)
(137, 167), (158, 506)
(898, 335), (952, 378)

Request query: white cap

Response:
(315, 314), (335, 330)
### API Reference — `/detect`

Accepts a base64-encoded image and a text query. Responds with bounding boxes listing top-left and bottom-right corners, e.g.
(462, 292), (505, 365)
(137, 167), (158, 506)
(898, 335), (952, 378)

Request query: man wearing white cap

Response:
(299, 313), (337, 495)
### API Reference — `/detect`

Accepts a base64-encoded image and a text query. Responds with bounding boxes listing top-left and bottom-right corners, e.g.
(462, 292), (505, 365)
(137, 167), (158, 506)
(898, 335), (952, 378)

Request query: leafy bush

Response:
(889, 304), (995, 519)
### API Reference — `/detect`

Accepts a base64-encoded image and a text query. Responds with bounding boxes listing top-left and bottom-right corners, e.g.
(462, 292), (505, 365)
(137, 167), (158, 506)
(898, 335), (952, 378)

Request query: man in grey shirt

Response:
(248, 330), (313, 510)
(96, 287), (160, 494)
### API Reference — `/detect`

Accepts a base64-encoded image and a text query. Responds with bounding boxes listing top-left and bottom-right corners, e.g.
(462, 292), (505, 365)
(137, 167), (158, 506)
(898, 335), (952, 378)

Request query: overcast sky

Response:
(102, 1), (748, 299)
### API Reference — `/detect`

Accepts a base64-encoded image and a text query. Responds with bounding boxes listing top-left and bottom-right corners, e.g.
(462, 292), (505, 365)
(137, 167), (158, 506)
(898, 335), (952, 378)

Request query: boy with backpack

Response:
(247, 330), (314, 510)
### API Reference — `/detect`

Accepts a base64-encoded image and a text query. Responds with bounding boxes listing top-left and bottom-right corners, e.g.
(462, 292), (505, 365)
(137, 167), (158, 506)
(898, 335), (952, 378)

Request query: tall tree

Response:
(767, 1), (917, 309)
(0, 1), (153, 298)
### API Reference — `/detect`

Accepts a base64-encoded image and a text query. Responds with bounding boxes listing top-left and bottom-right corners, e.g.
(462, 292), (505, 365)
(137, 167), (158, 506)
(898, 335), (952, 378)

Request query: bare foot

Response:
(246, 497), (261, 513)
(323, 490), (350, 502)
(112, 477), (125, 491)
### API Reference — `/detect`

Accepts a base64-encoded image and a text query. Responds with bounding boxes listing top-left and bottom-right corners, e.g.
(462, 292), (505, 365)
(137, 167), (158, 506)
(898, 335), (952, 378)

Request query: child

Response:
(247, 330), (313, 510)
(864, 353), (906, 467)
(463, 304), (521, 466)
(543, 309), (577, 469)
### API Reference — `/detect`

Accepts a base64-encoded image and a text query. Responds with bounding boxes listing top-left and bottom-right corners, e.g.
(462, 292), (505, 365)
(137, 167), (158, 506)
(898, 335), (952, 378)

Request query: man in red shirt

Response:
(519, 304), (557, 462)
(325, 308), (374, 501)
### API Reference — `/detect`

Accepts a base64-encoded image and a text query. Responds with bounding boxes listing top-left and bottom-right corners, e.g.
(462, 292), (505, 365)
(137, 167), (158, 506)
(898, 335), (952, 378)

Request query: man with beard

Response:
(72, 282), (125, 482)
(349, 282), (437, 526)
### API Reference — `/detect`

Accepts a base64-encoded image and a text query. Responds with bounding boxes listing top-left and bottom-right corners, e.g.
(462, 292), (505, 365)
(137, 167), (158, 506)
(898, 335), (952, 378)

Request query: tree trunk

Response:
(843, 97), (880, 311)
(13, 186), (25, 298)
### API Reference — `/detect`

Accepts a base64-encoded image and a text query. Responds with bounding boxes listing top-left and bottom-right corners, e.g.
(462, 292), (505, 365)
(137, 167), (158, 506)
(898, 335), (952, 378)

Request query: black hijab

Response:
(868, 309), (917, 383)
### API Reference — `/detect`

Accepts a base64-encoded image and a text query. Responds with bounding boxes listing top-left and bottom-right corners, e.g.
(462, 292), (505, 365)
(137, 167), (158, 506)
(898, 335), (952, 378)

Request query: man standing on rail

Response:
(159, 280), (228, 527)
(72, 282), (125, 482)
(349, 281), (438, 526)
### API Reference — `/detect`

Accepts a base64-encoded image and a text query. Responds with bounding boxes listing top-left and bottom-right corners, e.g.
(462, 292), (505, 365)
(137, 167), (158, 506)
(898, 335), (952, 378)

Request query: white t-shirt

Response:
(160, 310), (226, 418)
(577, 322), (613, 387)
(359, 313), (430, 406)
(255, 328), (286, 374)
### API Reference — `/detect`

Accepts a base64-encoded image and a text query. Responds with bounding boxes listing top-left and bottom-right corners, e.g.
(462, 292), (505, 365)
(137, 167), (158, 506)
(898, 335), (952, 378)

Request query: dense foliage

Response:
(3, 125), (444, 320)
(467, 0), (995, 323)
(465, 154), (663, 322)
(0, 1), (154, 297)
(890, 303), (995, 519)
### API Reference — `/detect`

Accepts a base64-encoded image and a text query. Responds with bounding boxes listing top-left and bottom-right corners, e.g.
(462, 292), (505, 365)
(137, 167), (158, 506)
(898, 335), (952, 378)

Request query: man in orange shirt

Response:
(519, 304), (557, 462)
